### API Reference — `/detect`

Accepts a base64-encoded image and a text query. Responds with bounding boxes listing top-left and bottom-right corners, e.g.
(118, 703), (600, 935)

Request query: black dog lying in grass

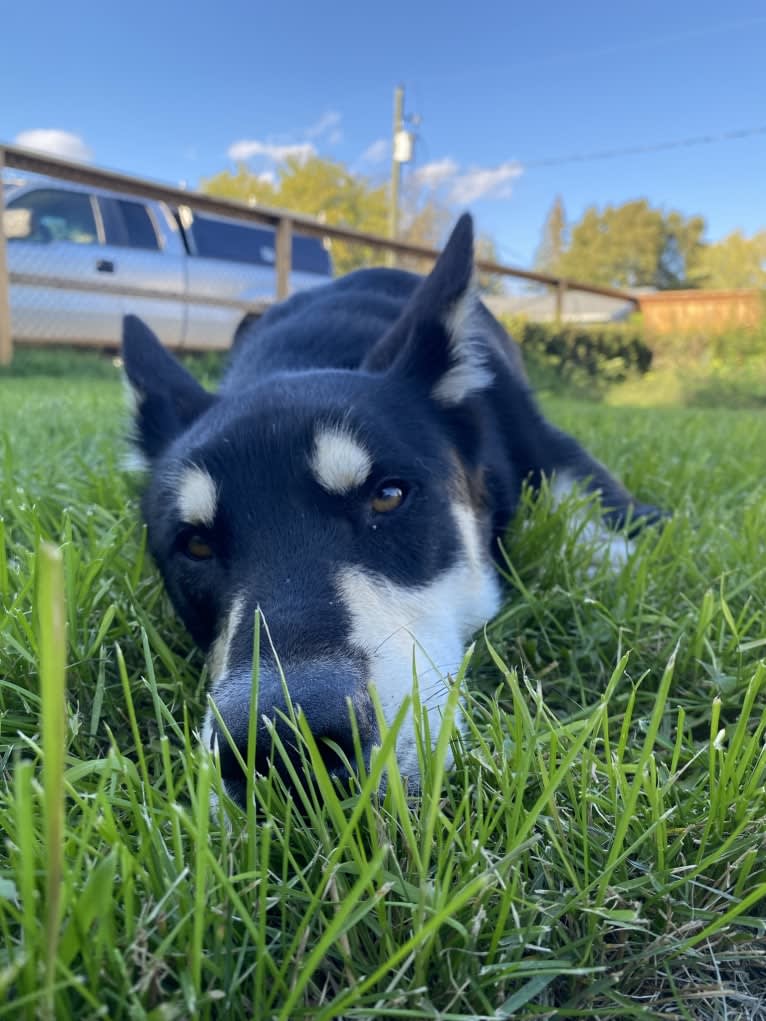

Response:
(122, 213), (663, 804)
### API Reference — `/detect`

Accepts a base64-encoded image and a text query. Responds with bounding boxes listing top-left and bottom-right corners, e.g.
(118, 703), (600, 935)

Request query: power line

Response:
(519, 124), (766, 170)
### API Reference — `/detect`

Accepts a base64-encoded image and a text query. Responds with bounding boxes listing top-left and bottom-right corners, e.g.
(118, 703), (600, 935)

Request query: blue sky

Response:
(3, 0), (765, 267)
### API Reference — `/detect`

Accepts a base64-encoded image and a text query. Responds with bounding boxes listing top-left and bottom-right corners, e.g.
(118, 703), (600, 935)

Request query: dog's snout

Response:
(208, 659), (378, 801)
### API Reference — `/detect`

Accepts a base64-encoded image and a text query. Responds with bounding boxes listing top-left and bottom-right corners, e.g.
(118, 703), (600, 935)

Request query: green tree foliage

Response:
(202, 156), (388, 275)
(199, 162), (279, 206)
(535, 196), (567, 275)
(201, 156), (451, 276)
(554, 199), (706, 290)
(696, 229), (766, 289)
(474, 234), (505, 295)
(393, 179), (452, 274)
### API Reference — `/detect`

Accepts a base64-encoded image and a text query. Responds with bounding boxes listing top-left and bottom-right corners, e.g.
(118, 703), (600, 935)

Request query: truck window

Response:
(117, 199), (160, 250)
(6, 188), (98, 245)
(189, 214), (331, 275)
(189, 216), (275, 265)
(291, 235), (333, 276)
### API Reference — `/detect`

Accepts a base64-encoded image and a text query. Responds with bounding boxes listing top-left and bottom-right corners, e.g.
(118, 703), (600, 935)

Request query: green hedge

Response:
(6, 321), (653, 396)
(500, 317), (653, 392)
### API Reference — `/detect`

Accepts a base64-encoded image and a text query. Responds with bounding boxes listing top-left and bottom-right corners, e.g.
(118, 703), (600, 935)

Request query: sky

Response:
(2, 0), (765, 268)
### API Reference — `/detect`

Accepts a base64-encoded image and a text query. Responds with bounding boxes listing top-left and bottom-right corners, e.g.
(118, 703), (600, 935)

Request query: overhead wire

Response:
(519, 124), (766, 170)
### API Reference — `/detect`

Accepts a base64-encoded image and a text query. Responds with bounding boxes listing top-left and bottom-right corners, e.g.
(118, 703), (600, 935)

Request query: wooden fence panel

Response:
(639, 289), (763, 334)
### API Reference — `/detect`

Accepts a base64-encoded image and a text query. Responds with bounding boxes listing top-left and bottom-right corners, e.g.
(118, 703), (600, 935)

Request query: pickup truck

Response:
(2, 178), (333, 350)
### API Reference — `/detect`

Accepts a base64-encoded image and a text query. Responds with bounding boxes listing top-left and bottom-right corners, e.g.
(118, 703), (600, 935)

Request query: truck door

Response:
(5, 186), (123, 346)
(96, 196), (186, 349)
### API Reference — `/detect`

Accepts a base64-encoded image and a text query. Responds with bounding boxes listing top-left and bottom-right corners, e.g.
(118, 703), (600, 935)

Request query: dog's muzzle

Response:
(207, 657), (378, 803)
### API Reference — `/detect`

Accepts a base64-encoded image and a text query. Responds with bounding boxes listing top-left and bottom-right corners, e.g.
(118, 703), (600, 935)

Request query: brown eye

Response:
(371, 483), (406, 514)
(184, 533), (214, 560)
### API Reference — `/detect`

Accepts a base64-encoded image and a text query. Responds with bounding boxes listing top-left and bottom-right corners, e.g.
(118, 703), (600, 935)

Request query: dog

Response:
(122, 213), (663, 805)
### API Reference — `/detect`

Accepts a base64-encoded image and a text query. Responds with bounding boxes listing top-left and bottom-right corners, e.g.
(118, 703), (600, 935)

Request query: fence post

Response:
(275, 217), (292, 301)
(555, 279), (567, 324)
(0, 148), (13, 366)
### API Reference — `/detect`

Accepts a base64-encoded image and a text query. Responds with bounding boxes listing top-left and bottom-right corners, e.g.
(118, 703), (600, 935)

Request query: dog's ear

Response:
(363, 213), (492, 406)
(122, 315), (216, 463)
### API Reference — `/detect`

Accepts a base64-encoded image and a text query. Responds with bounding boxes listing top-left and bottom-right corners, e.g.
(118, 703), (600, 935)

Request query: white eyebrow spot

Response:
(177, 465), (218, 526)
(310, 426), (372, 495)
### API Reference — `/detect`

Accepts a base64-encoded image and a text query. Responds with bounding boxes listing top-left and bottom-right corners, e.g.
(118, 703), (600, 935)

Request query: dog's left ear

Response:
(363, 213), (492, 406)
(122, 315), (216, 463)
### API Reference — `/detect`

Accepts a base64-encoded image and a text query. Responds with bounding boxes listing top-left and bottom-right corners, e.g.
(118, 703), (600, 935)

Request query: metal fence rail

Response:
(0, 143), (638, 365)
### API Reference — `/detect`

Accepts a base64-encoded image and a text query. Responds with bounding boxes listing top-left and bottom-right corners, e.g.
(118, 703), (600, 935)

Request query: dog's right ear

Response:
(122, 315), (216, 463)
(362, 214), (492, 408)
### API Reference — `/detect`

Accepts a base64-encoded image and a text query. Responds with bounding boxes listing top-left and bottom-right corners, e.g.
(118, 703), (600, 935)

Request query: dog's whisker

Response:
(370, 616), (427, 657)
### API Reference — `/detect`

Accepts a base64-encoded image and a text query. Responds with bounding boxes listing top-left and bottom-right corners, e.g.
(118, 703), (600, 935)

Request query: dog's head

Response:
(123, 214), (502, 803)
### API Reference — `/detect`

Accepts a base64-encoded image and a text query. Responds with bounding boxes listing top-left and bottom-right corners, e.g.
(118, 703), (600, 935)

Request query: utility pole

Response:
(388, 84), (414, 266)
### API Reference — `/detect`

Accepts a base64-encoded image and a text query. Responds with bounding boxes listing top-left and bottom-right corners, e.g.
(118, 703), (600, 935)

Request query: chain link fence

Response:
(0, 145), (638, 366)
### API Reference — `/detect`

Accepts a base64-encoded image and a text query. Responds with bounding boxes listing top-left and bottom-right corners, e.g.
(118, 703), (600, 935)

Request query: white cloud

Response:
(306, 110), (342, 141)
(359, 138), (390, 165)
(227, 109), (345, 169)
(227, 110), (344, 169)
(14, 129), (92, 163)
(412, 155), (523, 204)
(227, 139), (316, 164)
(448, 162), (523, 203)
(413, 157), (459, 188)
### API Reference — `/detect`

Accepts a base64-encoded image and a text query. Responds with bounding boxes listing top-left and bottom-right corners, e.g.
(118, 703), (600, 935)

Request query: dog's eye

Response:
(182, 532), (215, 561)
(371, 483), (406, 514)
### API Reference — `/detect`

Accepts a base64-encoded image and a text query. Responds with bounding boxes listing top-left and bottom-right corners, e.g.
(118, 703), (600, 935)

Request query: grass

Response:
(0, 350), (765, 1019)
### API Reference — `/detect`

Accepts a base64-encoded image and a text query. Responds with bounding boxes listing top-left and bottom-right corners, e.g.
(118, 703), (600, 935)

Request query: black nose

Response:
(209, 659), (378, 802)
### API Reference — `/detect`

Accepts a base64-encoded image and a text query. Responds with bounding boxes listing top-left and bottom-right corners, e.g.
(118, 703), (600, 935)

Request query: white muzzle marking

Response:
(336, 501), (500, 779)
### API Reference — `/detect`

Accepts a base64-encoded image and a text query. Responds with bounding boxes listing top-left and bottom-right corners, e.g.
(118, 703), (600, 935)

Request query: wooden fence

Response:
(638, 289), (763, 335)
(0, 143), (639, 366)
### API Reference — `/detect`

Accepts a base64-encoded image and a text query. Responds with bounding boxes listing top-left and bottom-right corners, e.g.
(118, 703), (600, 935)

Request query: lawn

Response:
(0, 350), (765, 1019)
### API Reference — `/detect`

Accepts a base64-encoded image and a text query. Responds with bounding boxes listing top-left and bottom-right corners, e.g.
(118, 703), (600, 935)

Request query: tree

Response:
(202, 156), (390, 275)
(199, 163), (279, 207)
(474, 234), (505, 295)
(399, 189), (450, 249)
(556, 199), (706, 290)
(203, 155), (463, 278)
(696, 229), (766, 289)
(659, 210), (708, 290)
(535, 196), (567, 275)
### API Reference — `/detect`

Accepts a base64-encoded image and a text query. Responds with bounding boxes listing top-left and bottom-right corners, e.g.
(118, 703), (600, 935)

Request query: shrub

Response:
(500, 311), (766, 409)
(499, 316), (653, 394)
(648, 318), (766, 370)
(611, 315), (766, 409)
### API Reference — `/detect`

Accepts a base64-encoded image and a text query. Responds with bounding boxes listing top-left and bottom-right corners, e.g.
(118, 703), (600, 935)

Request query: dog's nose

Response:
(208, 659), (378, 801)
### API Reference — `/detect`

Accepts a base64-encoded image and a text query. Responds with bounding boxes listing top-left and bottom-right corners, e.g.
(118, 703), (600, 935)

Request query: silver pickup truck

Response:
(3, 178), (333, 350)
